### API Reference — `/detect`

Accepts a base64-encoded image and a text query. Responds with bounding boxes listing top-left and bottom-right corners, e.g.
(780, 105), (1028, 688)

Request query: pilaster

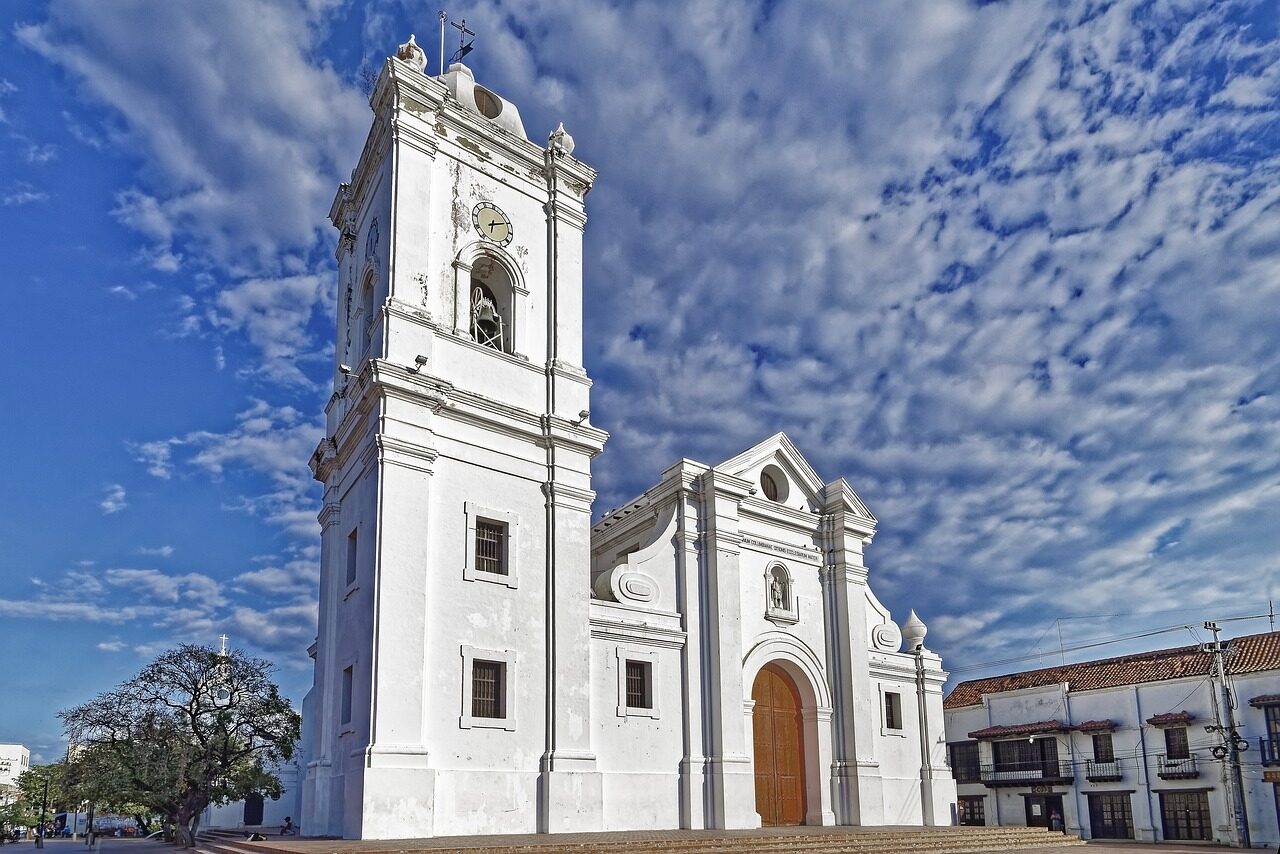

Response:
(698, 467), (758, 829)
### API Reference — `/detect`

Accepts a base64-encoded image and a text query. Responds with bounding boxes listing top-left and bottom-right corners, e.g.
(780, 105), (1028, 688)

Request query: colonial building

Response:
(943, 630), (1280, 847)
(299, 36), (954, 840)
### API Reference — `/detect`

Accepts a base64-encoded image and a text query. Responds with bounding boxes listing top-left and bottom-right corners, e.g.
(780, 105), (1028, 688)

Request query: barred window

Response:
(625, 660), (652, 710)
(471, 660), (505, 719)
(475, 519), (506, 575)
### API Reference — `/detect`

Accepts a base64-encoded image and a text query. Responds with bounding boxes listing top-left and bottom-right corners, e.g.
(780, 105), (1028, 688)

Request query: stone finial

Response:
(902, 609), (928, 651)
(397, 33), (427, 73)
(548, 121), (575, 156)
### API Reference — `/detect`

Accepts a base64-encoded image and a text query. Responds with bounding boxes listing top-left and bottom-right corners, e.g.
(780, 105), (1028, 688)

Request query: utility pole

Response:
(36, 773), (48, 849)
(1205, 621), (1250, 848)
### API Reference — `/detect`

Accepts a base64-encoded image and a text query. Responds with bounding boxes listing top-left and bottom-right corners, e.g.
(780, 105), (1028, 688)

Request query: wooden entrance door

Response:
(752, 663), (807, 826)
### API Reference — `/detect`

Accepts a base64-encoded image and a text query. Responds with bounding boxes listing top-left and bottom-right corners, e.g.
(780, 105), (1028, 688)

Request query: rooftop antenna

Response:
(449, 17), (475, 65)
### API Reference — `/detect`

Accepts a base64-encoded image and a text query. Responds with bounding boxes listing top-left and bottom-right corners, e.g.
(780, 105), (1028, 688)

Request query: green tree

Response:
(61, 644), (300, 847)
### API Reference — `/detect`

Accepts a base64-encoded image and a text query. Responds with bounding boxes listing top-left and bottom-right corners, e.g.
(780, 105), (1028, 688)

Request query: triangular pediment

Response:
(717, 432), (877, 523)
(714, 433), (811, 509)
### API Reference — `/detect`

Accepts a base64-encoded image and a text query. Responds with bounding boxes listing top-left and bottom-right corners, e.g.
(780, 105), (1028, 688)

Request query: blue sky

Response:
(1, 0), (1278, 761)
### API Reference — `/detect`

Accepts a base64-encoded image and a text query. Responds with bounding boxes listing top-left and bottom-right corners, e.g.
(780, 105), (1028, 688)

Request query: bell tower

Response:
(302, 34), (607, 839)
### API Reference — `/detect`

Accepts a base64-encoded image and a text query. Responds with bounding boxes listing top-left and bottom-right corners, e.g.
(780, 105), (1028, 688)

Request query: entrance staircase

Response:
(197, 825), (1085, 854)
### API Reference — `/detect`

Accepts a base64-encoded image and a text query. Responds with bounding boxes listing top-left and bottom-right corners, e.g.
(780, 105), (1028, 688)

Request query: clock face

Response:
(472, 203), (513, 246)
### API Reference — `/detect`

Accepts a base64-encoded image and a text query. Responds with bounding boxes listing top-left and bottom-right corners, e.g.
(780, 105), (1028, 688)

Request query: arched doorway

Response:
(751, 663), (807, 826)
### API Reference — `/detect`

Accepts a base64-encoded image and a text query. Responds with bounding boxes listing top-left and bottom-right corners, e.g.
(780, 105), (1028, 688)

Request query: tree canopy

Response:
(60, 644), (300, 846)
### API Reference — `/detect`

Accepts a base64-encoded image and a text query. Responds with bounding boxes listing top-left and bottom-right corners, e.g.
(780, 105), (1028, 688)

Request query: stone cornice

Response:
(375, 434), (439, 474)
(317, 501), (342, 530)
(542, 481), (596, 513)
(539, 414), (609, 458)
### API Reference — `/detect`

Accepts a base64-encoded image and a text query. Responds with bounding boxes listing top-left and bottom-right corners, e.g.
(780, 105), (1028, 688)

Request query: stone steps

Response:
(197, 825), (1084, 854)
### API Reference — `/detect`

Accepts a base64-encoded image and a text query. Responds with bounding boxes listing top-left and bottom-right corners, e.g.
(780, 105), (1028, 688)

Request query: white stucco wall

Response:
(945, 657), (1280, 847)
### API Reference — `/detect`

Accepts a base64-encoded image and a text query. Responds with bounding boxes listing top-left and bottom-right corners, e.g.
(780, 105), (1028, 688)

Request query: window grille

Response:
(475, 520), (506, 575)
(472, 660), (504, 719)
(626, 660), (651, 709)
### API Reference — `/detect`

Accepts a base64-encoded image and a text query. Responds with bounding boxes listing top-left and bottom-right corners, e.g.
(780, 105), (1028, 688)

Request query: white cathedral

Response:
(298, 36), (955, 840)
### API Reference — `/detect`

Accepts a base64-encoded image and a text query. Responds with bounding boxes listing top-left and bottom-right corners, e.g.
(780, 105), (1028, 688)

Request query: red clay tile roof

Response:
(944, 630), (1280, 710)
(968, 720), (1069, 739)
(1146, 710), (1194, 726)
(1250, 694), (1280, 707)
(1075, 719), (1117, 732)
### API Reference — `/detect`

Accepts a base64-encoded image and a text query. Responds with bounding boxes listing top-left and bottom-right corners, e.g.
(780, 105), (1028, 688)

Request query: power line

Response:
(951, 612), (1275, 675)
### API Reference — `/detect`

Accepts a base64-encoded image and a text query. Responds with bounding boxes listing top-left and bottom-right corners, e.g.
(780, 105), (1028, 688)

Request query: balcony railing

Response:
(1085, 759), (1122, 782)
(1262, 738), (1280, 767)
(979, 760), (1074, 787)
(1157, 753), (1199, 779)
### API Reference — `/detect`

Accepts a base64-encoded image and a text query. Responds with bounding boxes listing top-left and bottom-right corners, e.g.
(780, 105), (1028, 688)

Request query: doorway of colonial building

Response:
(751, 663), (807, 826)
(243, 792), (264, 826)
(1022, 793), (1063, 828)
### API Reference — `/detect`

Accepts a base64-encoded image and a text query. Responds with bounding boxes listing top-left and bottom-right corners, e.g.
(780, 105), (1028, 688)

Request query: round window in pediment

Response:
(474, 85), (503, 119)
(760, 464), (790, 504)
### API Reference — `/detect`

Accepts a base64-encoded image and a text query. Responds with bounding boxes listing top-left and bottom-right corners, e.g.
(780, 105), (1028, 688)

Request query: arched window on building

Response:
(359, 271), (376, 358)
(469, 255), (514, 354)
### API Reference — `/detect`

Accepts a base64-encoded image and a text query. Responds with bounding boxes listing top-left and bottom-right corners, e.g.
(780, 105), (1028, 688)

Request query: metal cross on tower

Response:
(437, 12), (475, 74)
(218, 633), (229, 656)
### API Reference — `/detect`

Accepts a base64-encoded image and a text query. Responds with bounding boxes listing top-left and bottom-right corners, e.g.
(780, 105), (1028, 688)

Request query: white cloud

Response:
(107, 285), (136, 300)
(133, 399), (322, 537)
(96, 640), (125, 652)
(137, 545), (175, 558)
(3, 188), (48, 206)
(25, 143), (57, 164)
(99, 483), (127, 514)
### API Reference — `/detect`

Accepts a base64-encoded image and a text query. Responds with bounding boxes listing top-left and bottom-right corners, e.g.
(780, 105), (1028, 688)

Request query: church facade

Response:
(299, 37), (955, 840)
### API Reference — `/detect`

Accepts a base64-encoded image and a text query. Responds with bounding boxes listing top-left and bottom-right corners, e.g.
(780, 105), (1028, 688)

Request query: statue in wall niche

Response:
(770, 575), (785, 610)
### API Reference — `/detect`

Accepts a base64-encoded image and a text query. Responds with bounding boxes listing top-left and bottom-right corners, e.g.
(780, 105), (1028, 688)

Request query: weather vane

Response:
(437, 11), (475, 75)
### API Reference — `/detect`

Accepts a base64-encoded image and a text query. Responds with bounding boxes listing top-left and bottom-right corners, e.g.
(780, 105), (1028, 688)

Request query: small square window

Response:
(460, 645), (516, 730)
(625, 660), (652, 710)
(345, 528), (358, 587)
(471, 659), (505, 718)
(884, 691), (903, 730)
(463, 503), (519, 588)
(340, 665), (353, 725)
(474, 519), (507, 575)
